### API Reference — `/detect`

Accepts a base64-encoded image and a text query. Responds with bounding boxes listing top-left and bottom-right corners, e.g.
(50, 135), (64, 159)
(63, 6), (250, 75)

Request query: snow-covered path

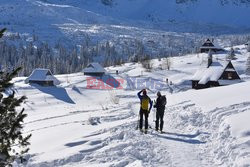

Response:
(162, 101), (212, 167)
(14, 83), (250, 167)
(13, 50), (250, 166)
(19, 92), (216, 167)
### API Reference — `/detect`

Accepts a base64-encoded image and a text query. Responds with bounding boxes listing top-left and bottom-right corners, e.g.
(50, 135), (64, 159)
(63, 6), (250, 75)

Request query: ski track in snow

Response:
(16, 88), (250, 166)
(14, 52), (250, 166)
(21, 99), (218, 167)
(204, 102), (250, 166)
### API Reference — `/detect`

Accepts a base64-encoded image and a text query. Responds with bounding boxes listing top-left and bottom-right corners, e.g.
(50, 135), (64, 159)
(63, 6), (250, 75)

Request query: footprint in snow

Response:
(88, 117), (101, 125)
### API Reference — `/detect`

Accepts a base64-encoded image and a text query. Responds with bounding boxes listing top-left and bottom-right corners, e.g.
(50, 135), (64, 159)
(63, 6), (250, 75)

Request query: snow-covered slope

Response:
(1, 0), (250, 45)
(58, 0), (250, 27)
(12, 45), (250, 166)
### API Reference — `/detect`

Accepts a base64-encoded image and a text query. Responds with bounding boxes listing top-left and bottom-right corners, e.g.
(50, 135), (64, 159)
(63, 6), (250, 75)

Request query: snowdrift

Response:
(11, 46), (250, 166)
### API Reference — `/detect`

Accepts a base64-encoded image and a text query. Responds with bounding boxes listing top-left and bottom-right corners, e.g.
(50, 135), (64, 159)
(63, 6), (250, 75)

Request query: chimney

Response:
(207, 49), (213, 68)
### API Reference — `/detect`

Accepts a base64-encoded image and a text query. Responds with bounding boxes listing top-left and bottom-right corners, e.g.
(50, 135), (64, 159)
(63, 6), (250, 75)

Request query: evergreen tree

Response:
(0, 28), (7, 38)
(0, 29), (31, 166)
(162, 56), (171, 70)
(247, 43), (250, 52)
(101, 0), (113, 6)
(140, 54), (153, 71)
(246, 54), (250, 75)
(227, 47), (236, 60)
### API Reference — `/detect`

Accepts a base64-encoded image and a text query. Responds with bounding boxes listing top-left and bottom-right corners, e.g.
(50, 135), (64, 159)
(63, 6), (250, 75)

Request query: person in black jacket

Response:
(153, 91), (166, 132)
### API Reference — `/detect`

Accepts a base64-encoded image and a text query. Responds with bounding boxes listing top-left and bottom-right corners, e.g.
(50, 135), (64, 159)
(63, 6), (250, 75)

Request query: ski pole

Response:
(153, 100), (156, 122)
(136, 111), (140, 130)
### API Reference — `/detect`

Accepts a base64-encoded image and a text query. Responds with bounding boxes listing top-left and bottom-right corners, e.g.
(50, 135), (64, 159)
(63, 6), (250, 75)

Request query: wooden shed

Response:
(25, 69), (60, 86)
(200, 39), (224, 53)
(191, 61), (241, 89)
(83, 63), (106, 76)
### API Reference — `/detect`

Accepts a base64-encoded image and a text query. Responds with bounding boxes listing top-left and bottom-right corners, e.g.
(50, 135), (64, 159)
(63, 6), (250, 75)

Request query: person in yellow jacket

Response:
(137, 89), (152, 133)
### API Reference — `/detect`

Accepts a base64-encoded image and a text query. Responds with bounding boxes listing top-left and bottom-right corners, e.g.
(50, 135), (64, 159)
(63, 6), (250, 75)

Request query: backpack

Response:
(141, 96), (149, 110)
(160, 95), (167, 106)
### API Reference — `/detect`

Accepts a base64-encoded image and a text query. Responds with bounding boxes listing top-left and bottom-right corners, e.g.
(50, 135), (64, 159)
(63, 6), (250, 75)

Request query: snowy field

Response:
(11, 45), (250, 167)
(1, 0), (250, 45)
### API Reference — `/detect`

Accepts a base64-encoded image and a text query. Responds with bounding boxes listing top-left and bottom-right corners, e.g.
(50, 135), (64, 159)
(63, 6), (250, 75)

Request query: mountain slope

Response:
(1, 0), (250, 45)
(45, 0), (250, 27)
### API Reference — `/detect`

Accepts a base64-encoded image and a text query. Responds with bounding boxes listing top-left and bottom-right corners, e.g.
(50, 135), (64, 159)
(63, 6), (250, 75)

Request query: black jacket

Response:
(154, 96), (165, 111)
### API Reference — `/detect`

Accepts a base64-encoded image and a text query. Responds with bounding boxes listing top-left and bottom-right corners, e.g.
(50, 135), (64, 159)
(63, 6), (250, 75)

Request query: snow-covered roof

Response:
(200, 39), (223, 50)
(202, 39), (215, 47)
(25, 68), (60, 85)
(83, 63), (106, 73)
(192, 61), (229, 85)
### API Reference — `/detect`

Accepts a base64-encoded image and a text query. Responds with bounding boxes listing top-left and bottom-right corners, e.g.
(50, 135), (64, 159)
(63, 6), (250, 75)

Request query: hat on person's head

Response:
(157, 91), (161, 96)
(143, 89), (147, 95)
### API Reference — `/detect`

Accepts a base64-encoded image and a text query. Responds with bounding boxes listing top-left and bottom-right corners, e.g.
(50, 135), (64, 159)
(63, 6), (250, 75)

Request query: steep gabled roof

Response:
(192, 61), (240, 85)
(83, 63), (106, 73)
(25, 68), (60, 84)
(200, 39), (223, 51)
(202, 39), (215, 47)
(192, 62), (225, 84)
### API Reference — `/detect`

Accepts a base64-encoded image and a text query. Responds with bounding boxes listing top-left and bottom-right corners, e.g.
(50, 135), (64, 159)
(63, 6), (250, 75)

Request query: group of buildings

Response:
(191, 39), (242, 89)
(25, 63), (106, 86)
(25, 39), (246, 90)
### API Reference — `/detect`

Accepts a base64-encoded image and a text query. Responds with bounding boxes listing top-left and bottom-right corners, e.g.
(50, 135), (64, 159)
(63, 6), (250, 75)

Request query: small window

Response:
(228, 73), (233, 79)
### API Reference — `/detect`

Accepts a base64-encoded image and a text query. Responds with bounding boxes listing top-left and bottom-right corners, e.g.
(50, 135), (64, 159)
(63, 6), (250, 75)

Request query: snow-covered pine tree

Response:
(162, 56), (171, 70)
(246, 54), (250, 75)
(247, 43), (250, 52)
(0, 65), (31, 165)
(0, 28), (7, 38)
(227, 47), (236, 60)
(141, 54), (153, 71)
(101, 0), (113, 6)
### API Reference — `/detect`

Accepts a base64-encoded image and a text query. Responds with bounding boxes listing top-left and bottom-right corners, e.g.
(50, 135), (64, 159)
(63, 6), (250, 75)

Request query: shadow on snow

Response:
(32, 84), (75, 104)
(101, 74), (121, 88)
(65, 140), (88, 147)
(155, 131), (209, 144)
(87, 74), (121, 89)
(165, 131), (210, 139)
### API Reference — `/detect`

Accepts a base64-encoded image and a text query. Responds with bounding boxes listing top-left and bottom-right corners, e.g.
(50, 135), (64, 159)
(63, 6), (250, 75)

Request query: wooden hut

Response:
(25, 69), (60, 86)
(83, 63), (106, 76)
(191, 60), (241, 89)
(200, 39), (224, 53)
